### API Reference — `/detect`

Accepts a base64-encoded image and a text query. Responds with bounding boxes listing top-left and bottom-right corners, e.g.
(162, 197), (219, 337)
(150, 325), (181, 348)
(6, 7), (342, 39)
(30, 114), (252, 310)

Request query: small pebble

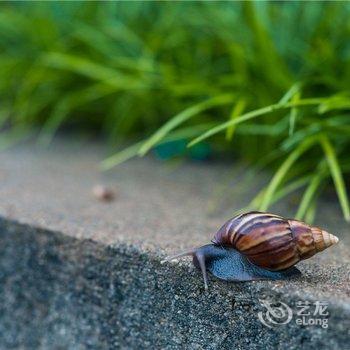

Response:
(92, 184), (115, 202)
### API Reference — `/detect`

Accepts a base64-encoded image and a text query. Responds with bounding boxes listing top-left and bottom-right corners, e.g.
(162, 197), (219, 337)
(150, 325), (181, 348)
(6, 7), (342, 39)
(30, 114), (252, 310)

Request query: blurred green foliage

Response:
(1, 2), (350, 220)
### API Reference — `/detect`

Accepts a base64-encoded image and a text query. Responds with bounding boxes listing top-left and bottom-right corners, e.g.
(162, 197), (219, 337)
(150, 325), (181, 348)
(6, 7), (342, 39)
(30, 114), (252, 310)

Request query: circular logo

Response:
(258, 299), (293, 328)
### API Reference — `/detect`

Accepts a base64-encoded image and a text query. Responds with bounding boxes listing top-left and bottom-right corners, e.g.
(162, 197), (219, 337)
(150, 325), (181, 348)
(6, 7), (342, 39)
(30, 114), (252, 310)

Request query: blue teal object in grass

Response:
(188, 142), (211, 160)
(154, 139), (187, 160)
(154, 139), (211, 161)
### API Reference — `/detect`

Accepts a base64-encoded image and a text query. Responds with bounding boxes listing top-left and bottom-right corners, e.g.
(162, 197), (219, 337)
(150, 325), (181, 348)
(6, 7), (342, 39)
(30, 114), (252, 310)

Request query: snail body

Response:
(163, 211), (339, 289)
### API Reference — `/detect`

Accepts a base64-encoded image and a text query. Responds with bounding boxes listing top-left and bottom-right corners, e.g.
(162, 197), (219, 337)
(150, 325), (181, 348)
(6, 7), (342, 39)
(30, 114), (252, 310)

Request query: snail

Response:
(163, 211), (339, 289)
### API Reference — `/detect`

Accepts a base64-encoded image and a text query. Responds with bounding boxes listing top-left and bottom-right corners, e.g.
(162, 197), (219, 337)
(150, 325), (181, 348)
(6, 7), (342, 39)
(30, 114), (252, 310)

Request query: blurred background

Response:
(1, 1), (350, 222)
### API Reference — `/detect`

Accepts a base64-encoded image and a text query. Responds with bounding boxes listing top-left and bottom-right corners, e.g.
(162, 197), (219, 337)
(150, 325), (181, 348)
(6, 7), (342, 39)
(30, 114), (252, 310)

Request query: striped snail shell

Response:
(163, 211), (339, 290)
(213, 211), (339, 271)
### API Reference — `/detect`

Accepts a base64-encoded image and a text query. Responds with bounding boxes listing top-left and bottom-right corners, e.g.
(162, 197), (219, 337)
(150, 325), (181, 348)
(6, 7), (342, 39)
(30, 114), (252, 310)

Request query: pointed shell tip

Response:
(327, 231), (339, 245)
(320, 230), (339, 248)
(332, 234), (339, 244)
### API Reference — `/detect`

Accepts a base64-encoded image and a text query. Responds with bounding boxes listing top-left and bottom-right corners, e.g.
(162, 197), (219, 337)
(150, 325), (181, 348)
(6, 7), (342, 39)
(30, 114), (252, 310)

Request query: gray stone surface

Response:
(0, 140), (349, 349)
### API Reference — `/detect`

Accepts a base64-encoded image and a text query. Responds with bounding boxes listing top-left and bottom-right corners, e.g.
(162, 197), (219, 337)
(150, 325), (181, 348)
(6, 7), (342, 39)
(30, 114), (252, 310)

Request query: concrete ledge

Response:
(0, 218), (349, 349)
(0, 141), (349, 349)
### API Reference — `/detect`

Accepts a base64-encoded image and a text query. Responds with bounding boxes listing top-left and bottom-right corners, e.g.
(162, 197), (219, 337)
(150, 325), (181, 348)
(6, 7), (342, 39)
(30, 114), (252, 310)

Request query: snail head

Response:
(161, 244), (224, 290)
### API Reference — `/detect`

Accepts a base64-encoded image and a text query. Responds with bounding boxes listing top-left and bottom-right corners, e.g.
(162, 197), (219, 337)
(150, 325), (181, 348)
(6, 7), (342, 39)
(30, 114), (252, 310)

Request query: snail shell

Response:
(213, 211), (339, 271)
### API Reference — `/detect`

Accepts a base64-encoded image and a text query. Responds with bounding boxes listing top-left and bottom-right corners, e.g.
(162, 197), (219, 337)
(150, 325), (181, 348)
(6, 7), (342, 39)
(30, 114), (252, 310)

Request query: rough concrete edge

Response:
(2, 214), (349, 315)
(1, 215), (350, 349)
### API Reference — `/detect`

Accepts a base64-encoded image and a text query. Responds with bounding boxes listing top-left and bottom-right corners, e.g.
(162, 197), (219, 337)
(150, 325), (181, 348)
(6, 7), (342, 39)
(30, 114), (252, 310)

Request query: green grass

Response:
(1, 2), (350, 221)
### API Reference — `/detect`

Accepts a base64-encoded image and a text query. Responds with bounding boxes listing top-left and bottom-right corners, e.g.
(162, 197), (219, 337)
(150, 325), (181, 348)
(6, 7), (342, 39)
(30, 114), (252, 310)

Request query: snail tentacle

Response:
(161, 248), (195, 263)
(162, 246), (210, 290)
(195, 252), (209, 290)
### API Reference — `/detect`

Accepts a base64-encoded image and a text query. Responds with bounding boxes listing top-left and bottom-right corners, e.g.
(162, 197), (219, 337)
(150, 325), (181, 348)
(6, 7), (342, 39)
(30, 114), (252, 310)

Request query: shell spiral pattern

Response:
(213, 211), (339, 271)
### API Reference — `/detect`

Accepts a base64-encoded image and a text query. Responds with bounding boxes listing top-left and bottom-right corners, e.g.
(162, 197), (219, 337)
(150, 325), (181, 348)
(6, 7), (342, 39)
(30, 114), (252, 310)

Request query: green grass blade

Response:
(187, 98), (324, 147)
(225, 98), (246, 141)
(259, 137), (317, 211)
(0, 127), (33, 151)
(138, 93), (235, 156)
(250, 174), (311, 210)
(100, 142), (143, 170)
(295, 164), (325, 220)
(319, 135), (350, 221)
(278, 82), (302, 104)
(37, 100), (69, 146)
(41, 52), (143, 89)
(304, 199), (317, 224)
(289, 91), (300, 136)
(38, 83), (119, 146)
(101, 123), (216, 170)
(273, 175), (312, 205)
